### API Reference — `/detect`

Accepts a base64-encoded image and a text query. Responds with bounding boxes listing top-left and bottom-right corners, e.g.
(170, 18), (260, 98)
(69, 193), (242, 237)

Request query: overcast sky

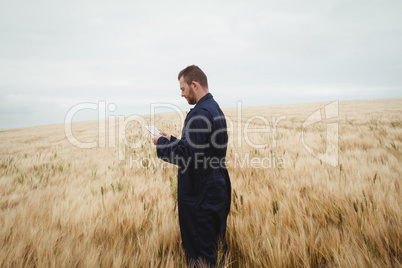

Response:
(0, 0), (401, 129)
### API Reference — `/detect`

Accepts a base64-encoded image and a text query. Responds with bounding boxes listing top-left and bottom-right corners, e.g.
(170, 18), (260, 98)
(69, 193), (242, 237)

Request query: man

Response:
(151, 65), (231, 266)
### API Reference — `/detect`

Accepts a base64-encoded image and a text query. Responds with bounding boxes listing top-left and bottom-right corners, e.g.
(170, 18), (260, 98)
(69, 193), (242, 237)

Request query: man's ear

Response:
(191, 81), (198, 91)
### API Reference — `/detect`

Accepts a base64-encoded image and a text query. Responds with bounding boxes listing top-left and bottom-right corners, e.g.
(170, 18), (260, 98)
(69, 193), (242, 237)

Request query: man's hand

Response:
(151, 132), (171, 145)
(160, 132), (171, 141)
(151, 134), (162, 145)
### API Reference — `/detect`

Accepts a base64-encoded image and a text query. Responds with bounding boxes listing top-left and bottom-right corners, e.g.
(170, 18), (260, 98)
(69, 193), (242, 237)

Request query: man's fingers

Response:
(150, 134), (158, 145)
(150, 134), (163, 145)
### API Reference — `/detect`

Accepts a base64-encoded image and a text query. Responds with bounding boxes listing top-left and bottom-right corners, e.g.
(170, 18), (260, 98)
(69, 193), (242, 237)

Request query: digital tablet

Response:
(145, 126), (161, 135)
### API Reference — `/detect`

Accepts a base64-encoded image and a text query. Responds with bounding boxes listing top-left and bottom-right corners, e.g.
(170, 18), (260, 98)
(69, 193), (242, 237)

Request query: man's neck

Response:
(195, 90), (209, 104)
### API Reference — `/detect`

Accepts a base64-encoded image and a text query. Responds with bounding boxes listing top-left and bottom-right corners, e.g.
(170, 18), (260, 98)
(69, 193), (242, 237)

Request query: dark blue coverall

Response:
(156, 93), (231, 265)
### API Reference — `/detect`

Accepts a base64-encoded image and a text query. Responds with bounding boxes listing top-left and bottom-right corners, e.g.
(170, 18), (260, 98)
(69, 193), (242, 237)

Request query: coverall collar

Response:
(196, 92), (212, 106)
(191, 93), (212, 111)
(187, 93), (212, 117)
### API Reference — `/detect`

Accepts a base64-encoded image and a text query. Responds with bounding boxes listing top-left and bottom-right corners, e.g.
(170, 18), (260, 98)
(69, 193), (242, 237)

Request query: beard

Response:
(186, 88), (196, 105)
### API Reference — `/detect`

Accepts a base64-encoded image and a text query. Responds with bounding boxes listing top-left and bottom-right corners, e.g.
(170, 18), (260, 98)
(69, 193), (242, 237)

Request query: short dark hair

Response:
(178, 65), (208, 89)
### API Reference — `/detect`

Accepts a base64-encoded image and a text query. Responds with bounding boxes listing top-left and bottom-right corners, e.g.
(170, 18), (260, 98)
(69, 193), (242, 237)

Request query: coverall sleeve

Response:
(156, 110), (212, 166)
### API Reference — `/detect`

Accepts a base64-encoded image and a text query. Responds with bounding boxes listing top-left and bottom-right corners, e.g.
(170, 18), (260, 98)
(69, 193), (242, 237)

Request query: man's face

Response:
(180, 77), (196, 105)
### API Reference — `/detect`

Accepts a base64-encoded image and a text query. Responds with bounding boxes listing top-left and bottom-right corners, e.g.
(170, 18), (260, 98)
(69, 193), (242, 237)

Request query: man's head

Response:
(178, 65), (209, 105)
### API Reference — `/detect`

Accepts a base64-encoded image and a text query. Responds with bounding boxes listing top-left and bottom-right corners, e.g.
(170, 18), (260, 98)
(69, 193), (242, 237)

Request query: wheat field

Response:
(0, 98), (401, 267)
